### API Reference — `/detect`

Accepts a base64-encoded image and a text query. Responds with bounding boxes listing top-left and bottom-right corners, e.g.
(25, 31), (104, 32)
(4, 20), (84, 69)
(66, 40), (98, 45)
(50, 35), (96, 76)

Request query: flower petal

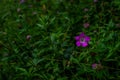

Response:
(85, 36), (90, 42)
(79, 32), (85, 37)
(76, 41), (81, 47)
(81, 42), (88, 47)
(75, 36), (80, 40)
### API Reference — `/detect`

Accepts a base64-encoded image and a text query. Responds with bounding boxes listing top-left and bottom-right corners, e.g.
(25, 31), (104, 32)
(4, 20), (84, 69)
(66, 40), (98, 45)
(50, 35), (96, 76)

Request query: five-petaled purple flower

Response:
(75, 32), (90, 47)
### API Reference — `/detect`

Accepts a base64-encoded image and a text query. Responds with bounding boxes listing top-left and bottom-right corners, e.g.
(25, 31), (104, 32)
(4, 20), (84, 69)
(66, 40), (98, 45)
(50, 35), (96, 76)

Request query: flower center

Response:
(80, 38), (85, 43)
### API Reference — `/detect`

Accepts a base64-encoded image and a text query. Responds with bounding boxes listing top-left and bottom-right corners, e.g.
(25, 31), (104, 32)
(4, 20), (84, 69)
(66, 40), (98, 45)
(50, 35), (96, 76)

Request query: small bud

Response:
(83, 23), (90, 28)
(92, 63), (103, 70)
(20, 0), (25, 4)
(32, 12), (37, 15)
(17, 8), (21, 12)
(116, 23), (120, 28)
(84, 8), (89, 12)
(26, 35), (31, 41)
(94, 0), (98, 3)
(92, 63), (97, 69)
(28, 5), (33, 8)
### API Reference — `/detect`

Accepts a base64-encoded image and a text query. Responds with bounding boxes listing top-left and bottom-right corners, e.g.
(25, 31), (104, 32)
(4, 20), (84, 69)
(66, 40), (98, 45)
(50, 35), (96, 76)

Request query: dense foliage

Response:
(0, 0), (120, 80)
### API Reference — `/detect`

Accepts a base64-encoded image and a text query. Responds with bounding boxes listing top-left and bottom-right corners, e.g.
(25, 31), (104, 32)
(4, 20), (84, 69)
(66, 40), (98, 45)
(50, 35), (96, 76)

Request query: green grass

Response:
(0, 0), (120, 80)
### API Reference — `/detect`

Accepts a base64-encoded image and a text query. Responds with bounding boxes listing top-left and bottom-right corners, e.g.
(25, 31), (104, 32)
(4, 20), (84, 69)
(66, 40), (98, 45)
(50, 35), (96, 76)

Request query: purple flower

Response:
(92, 63), (103, 70)
(20, 0), (25, 4)
(83, 23), (90, 28)
(75, 32), (90, 47)
(92, 63), (97, 69)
